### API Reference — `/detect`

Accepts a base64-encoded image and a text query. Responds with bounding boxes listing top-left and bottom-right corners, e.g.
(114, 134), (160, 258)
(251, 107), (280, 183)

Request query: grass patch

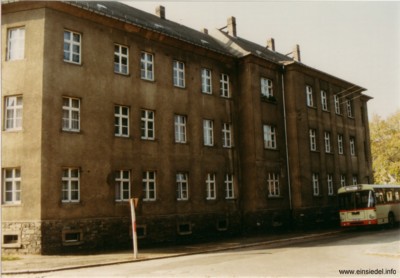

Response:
(1, 255), (21, 261)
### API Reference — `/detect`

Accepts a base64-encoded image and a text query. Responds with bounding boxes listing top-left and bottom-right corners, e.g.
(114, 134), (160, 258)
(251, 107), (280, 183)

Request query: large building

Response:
(2, 1), (372, 254)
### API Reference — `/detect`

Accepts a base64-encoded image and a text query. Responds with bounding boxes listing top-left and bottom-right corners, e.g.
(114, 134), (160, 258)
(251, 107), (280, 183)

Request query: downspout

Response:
(281, 65), (293, 212)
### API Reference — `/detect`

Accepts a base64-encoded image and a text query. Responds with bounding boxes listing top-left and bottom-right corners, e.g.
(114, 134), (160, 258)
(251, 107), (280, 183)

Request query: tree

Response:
(369, 110), (400, 184)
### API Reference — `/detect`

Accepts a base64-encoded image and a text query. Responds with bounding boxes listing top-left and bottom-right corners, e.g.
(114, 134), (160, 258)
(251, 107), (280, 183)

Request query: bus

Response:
(338, 184), (400, 227)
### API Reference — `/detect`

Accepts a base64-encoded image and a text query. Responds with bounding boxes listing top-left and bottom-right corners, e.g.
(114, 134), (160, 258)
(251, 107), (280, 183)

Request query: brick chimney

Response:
(156, 5), (166, 19)
(227, 16), (237, 37)
(293, 44), (301, 62)
(201, 28), (208, 34)
(267, 38), (275, 51)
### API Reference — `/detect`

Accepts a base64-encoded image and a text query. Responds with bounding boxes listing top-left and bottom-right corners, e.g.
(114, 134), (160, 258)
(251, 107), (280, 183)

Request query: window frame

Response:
(263, 124), (277, 149)
(312, 173), (319, 196)
(114, 44), (129, 75)
(7, 27), (25, 61)
(324, 131), (331, 153)
(140, 52), (154, 81)
(142, 171), (156, 201)
(201, 68), (212, 94)
(206, 173), (217, 200)
(321, 90), (328, 111)
(2, 168), (21, 204)
(350, 137), (356, 156)
(62, 97), (80, 132)
(306, 85), (314, 107)
(114, 105), (129, 137)
(267, 173), (280, 197)
(338, 134), (344, 154)
(225, 174), (235, 199)
(173, 60), (185, 88)
(334, 95), (341, 114)
(261, 77), (273, 98)
(309, 129), (317, 151)
(4, 95), (23, 131)
(176, 172), (189, 201)
(115, 170), (130, 202)
(174, 115), (187, 143)
(347, 99), (353, 118)
(222, 123), (233, 148)
(141, 109), (155, 140)
(61, 168), (80, 203)
(340, 175), (346, 187)
(220, 73), (230, 98)
(63, 30), (81, 64)
(327, 174), (334, 196)
(203, 119), (214, 146)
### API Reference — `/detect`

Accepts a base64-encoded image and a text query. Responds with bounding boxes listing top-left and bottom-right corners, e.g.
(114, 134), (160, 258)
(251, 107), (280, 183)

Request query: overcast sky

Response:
(124, 0), (400, 119)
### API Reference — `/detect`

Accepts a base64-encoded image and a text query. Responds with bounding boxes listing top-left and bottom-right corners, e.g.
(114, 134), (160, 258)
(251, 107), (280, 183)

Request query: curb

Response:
(2, 230), (344, 275)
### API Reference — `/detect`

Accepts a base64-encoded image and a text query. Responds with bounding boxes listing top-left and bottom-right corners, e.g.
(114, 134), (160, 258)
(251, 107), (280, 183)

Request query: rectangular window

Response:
(309, 129), (317, 151)
(225, 174), (234, 199)
(350, 137), (356, 156)
(63, 30), (81, 64)
(3, 168), (21, 204)
(327, 174), (334, 196)
(143, 171), (156, 201)
(114, 106), (129, 137)
(174, 115), (187, 143)
(263, 125), (277, 149)
(141, 52), (154, 80)
(176, 172), (189, 201)
(321, 90), (328, 111)
(306, 85), (314, 107)
(220, 74), (230, 98)
(201, 68), (212, 94)
(206, 173), (216, 200)
(261, 78), (273, 98)
(222, 123), (232, 148)
(338, 134), (344, 154)
(340, 175), (346, 187)
(173, 60), (185, 87)
(312, 173), (319, 196)
(7, 27), (25, 61)
(352, 175), (358, 185)
(115, 170), (130, 201)
(203, 119), (214, 146)
(334, 95), (341, 114)
(347, 99), (353, 117)
(62, 97), (80, 132)
(62, 168), (80, 203)
(141, 110), (155, 140)
(267, 173), (280, 197)
(114, 44), (129, 74)
(324, 131), (331, 153)
(5, 96), (23, 131)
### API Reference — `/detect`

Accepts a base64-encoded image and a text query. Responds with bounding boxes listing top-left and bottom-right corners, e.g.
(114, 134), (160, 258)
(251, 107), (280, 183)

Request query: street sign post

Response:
(129, 198), (138, 259)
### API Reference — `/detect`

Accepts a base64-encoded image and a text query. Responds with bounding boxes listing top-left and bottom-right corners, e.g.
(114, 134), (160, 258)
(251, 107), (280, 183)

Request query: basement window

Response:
(2, 233), (21, 248)
(177, 222), (192, 235)
(62, 229), (83, 246)
(130, 225), (147, 239)
(216, 219), (228, 231)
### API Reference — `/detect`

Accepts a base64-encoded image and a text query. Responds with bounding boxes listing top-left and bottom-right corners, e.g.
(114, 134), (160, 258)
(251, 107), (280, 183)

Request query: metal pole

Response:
(129, 198), (138, 259)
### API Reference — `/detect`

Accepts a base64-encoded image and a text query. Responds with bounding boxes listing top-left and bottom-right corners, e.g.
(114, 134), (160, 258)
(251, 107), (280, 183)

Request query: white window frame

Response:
(114, 44), (129, 75)
(7, 27), (25, 61)
(203, 119), (214, 146)
(334, 95), (341, 114)
(261, 77), (273, 98)
(174, 115), (187, 143)
(143, 171), (156, 201)
(338, 134), (344, 154)
(350, 137), (356, 156)
(140, 52), (154, 80)
(321, 90), (328, 111)
(267, 173), (280, 197)
(225, 174), (235, 199)
(352, 175), (358, 185)
(324, 131), (331, 153)
(62, 168), (80, 203)
(173, 60), (185, 88)
(141, 110), (155, 140)
(5, 96), (23, 131)
(312, 173), (319, 196)
(3, 168), (21, 204)
(263, 125), (277, 149)
(206, 173), (216, 200)
(309, 129), (317, 151)
(176, 172), (189, 201)
(340, 175), (346, 187)
(306, 85), (314, 107)
(115, 170), (130, 202)
(347, 99), (353, 118)
(62, 97), (80, 132)
(222, 123), (232, 148)
(63, 30), (81, 64)
(220, 74), (230, 98)
(201, 68), (212, 94)
(114, 105), (129, 137)
(327, 174), (334, 196)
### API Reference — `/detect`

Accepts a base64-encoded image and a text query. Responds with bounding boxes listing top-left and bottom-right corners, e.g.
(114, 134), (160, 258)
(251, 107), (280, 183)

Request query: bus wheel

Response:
(388, 213), (395, 228)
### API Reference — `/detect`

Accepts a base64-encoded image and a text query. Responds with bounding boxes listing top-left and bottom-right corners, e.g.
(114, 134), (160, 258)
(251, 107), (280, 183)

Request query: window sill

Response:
(268, 196), (283, 199)
(114, 71), (130, 77)
(2, 203), (22, 207)
(261, 97), (277, 103)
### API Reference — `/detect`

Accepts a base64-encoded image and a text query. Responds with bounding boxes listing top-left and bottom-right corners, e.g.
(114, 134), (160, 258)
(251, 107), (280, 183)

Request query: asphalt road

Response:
(12, 227), (400, 277)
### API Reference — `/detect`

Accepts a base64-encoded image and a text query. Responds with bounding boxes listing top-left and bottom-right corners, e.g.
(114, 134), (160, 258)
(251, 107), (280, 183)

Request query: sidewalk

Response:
(2, 229), (343, 275)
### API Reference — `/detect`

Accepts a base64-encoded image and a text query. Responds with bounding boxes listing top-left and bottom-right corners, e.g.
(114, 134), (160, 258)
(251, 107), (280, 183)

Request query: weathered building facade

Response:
(2, 1), (372, 254)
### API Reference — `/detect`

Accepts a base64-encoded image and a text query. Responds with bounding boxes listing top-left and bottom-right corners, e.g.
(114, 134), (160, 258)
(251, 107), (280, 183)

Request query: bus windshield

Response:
(338, 190), (375, 210)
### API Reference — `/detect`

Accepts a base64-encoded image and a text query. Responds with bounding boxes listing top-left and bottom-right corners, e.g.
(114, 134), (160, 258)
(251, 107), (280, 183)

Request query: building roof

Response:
(63, 1), (233, 56)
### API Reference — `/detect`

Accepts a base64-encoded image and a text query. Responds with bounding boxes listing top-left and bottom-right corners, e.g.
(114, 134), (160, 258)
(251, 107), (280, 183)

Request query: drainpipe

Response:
(281, 65), (293, 213)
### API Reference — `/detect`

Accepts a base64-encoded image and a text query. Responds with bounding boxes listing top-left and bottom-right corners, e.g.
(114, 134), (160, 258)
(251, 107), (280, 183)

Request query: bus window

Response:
(386, 191), (393, 202)
(395, 190), (400, 202)
(375, 190), (384, 204)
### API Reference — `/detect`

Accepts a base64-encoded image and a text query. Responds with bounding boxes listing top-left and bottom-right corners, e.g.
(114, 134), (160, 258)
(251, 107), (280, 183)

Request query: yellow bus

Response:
(338, 184), (400, 227)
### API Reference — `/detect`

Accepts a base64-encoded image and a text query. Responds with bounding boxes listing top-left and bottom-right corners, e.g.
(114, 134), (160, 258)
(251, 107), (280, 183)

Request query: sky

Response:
(123, 0), (400, 120)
